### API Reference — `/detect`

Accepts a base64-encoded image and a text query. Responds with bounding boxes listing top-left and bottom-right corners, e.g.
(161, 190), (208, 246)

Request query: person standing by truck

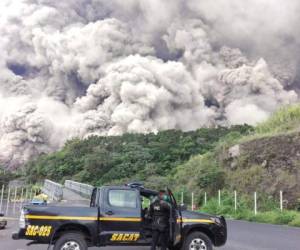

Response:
(149, 190), (171, 250)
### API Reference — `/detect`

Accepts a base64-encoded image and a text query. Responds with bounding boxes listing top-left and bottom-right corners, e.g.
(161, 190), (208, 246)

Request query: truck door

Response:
(99, 187), (142, 245)
(167, 188), (182, 247)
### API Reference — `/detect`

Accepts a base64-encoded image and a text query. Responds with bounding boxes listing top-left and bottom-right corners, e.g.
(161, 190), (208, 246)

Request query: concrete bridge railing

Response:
(42, 179), (63, 201)
(64, 180), (94, 198)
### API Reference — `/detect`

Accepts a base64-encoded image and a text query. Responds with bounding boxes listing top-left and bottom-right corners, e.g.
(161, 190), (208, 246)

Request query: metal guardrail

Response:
(64, 180), (94, 197)
(42, 179), (63, 201)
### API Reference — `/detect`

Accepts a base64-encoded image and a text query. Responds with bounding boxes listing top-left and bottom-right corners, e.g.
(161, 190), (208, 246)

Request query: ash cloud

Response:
(0, 0), (299, 168)
(75, 55), (216, 136)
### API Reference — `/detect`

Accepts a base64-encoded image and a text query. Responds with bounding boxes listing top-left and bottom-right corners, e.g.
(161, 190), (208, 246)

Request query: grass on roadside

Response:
(199, 192), (300, 227)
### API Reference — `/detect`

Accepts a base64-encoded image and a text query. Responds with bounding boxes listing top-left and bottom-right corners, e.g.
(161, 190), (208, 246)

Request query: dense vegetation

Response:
(0, 169), (21, 186)
(24, 125), (253, 188)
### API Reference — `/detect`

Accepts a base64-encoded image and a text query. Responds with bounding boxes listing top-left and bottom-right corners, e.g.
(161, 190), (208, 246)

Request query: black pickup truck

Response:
(13, 184), (227, 250)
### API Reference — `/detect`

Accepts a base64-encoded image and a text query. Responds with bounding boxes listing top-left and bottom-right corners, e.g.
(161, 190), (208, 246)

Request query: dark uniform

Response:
(149, 197), (171, 250)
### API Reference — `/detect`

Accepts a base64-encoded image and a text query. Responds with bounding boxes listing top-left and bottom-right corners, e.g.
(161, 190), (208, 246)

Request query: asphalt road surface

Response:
(2, 219), (300, 250)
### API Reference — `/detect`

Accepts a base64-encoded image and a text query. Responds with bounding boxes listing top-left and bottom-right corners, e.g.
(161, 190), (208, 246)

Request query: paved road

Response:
(2, 219), (300, 250)
(220, 220), (300, 250)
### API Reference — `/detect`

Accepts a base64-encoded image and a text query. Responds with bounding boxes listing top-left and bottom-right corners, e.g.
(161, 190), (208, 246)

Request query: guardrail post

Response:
(0, 185), (4, 212)
(25, 187), (28, 202)
(20, 187), (24, 211)
(234, 190), (237, 211)
(13, 187), (17, 214)
(254, 192), (257, 215)
(30, 187), (33, 200)
(6, 187), (10, 216)
(191, 192), (194, 211)
(280, 190), (283, 212)
(181, 192), (184, 204)
(218, 190), (221, 206)
(204, 192), (207, 206)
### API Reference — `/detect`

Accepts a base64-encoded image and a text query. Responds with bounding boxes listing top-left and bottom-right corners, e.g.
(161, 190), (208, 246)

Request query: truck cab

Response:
(13, 183), (227, 250)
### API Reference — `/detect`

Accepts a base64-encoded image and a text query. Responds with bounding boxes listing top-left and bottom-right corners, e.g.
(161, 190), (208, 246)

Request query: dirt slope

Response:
(221, 132), (300, 208)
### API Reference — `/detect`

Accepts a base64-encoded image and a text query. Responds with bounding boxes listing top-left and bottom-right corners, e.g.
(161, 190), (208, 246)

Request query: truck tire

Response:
(169, 244), (182, 250)
(183, 231), (213, 250)
(53, 232), (88, 250)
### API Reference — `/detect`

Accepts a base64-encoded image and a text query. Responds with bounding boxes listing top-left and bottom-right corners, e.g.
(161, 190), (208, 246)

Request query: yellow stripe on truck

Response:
(25, 215), (141, 222)
(25, 215), (98, 221)
(99, 217), (141, 222)
(25, 215), (212, 223)
(177, 218), (215, 224)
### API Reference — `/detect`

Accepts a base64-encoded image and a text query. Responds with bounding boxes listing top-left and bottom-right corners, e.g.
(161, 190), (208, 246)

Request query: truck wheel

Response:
(53, 232), (88, 250)
(169, 245), (182, 250)
(183, 232), (212, 250)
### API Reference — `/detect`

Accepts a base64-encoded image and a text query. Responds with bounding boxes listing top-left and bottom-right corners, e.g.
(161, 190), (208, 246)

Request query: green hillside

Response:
(24, 126), (252, 188)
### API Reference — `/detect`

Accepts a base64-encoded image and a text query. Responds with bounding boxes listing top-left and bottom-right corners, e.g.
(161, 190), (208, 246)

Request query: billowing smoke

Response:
(0, 0), (299, 169)
(75, 55), (215, 135)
